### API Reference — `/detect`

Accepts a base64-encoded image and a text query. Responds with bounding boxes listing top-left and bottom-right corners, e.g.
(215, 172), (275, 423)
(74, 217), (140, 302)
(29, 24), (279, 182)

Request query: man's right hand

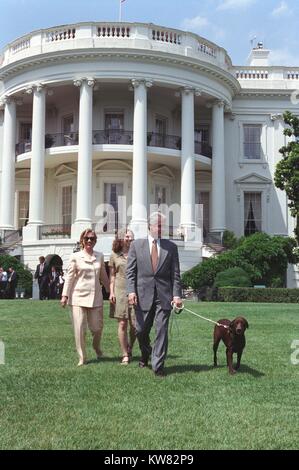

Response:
(60, 296), (68, 308)
(128, 293), (137, 305)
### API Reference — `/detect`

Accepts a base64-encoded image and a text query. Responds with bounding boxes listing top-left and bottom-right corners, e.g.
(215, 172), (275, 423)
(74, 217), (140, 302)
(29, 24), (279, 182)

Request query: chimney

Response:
(247, 42), (270, 66)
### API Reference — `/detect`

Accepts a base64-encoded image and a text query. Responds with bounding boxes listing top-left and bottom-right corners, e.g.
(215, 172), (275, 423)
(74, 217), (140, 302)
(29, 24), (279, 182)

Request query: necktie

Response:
(151, 239), (158, 272)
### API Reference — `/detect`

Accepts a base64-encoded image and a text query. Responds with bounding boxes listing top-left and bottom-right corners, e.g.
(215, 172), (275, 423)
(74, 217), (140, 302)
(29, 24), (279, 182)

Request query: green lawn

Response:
(0, 300), (298, 450)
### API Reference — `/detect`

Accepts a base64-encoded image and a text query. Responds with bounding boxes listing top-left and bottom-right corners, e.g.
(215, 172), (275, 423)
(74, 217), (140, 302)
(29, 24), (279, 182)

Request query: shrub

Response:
(213, 267), (251, 288)
(0, 254), (32, 297)
(222, 230), (239, 250)
(216, 287), (299, 303)
(182, 233), (298, 290)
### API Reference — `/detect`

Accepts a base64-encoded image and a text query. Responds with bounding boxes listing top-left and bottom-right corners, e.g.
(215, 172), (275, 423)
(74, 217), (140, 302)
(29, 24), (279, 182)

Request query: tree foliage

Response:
(0, 254), (32, 296)
(213, 267), (251, 288)
(274, 111), (299, 242)
(182, 232), (298, 289)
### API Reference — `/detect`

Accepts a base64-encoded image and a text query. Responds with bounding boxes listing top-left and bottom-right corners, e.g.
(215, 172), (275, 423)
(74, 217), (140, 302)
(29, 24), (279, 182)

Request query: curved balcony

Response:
(15, 130), (212, 158)
(1, 22), (231, 72)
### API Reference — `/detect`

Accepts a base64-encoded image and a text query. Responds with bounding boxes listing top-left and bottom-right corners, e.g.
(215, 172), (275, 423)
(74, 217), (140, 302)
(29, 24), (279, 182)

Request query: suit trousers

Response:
(135, 294), (171, 372)
(71, 306), (103, 363)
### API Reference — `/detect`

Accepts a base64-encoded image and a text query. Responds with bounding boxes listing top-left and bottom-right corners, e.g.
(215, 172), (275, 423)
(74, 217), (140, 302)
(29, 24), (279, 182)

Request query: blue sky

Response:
(0, 0), (298, 65)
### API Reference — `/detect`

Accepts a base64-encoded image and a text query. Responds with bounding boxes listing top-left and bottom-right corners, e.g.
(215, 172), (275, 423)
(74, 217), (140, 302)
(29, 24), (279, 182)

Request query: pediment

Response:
(234, 173), (272, 185)
(94, 160), (132, 173)
(150, 166), (175, 179)
(55, 164), (77, 177)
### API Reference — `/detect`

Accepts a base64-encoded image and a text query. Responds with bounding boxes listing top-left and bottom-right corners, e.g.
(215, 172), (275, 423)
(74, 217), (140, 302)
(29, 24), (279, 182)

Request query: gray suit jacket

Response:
(126, 238), (182, 311)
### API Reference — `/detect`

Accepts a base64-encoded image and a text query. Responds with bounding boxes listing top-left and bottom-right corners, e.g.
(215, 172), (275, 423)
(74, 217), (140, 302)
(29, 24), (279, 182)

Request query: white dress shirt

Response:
(148, 234), (160, 258)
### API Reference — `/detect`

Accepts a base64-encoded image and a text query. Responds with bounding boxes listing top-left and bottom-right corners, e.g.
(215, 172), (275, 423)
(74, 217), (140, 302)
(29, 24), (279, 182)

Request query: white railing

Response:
(97, 25), (130, 38)
(45, 27), (76, 42)
(235, 70), (269, 79)
(10, 37), (31, 54)
(287, 71), (299, 79)
(1, 22), (228, 69)
(198, 42), (216, 58)
(152, 28), (181, 45)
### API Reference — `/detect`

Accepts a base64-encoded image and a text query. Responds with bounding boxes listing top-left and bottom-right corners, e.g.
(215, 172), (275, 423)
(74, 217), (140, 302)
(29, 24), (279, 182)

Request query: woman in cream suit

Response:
(61, 229), (110, 366)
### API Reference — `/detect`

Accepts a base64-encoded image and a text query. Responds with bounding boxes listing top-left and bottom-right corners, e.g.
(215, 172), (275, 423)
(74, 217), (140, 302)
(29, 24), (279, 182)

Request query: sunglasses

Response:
(83, 236), (96, 242)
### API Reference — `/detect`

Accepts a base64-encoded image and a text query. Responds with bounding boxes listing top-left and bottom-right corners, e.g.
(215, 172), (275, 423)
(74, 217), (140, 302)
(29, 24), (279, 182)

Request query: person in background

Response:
(34, 256), (49, 300)
(57, 270), (65, 299)
(48, 266), (59, 300)
(0, 267), (8, 298)
(61, 229), (110, 366)
(109, 228), (136, 365)
(6, 267), (17, 299)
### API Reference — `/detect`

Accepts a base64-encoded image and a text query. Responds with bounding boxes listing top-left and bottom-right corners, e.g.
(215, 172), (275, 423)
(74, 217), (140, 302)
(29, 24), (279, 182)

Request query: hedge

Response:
(214, 287), (299, 303)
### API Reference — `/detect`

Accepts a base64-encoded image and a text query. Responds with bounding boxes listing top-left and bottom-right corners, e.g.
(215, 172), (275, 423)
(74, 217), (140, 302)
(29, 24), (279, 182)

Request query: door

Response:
(105, 114), (124, 143)
(104, 183), (124, 232)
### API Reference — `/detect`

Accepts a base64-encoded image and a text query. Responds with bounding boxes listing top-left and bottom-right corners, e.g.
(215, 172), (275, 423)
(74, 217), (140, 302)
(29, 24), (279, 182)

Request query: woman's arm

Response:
(109, 266), (116, 303)
(61, 255), (77, 299)
(100, 254), (110, 293)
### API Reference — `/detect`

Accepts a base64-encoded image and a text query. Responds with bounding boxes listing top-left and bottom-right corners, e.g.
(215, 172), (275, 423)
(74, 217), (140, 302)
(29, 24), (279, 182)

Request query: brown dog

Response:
(213, 317), (249, 374)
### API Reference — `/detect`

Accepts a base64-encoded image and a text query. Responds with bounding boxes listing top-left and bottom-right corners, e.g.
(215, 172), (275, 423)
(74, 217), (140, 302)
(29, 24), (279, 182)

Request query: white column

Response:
(180, 87), (200, 242)
(23, 84), (46, 241)
(211, 100), (226, 234)
(72, 78), (94, 238)
(181, 87), (195, 229)
(130, 79), (151, 238)
(0, 97), (17, 229)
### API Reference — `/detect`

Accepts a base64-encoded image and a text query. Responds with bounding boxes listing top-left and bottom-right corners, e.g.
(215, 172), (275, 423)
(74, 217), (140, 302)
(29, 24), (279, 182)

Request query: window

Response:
(243, 124), (262, 159)
(155, 185), (167, 207)
(196, 191), (210, 239)
(62, 114), (75, 145)
(155, 116), (167, 147)
(244, 192), (261, 236)
(104, 113), (124, 144)
(195, 127), (209, 156)
(104, 183), (124, 232)
(62, 186), (72, 225)
(18, 191), (29, 229)
(20, 123), (32, 141)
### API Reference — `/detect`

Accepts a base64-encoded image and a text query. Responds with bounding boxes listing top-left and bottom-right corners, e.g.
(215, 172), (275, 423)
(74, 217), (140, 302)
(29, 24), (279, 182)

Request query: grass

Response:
(0, 300), (298, 450)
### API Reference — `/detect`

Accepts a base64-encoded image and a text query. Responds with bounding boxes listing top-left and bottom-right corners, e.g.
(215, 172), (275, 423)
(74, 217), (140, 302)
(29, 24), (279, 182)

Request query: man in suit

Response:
(34, 256), (48, 300)
(7, 267), (17, 299)
(126, 212), (182, 377)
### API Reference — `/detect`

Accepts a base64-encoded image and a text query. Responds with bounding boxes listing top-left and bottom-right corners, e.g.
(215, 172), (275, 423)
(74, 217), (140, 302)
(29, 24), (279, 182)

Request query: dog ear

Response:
(229, 319), (235, 329)
(244, 319), (249, 329)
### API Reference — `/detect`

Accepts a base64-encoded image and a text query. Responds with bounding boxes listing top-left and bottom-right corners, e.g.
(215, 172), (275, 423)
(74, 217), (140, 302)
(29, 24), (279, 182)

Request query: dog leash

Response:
(171, 302), (229, 329)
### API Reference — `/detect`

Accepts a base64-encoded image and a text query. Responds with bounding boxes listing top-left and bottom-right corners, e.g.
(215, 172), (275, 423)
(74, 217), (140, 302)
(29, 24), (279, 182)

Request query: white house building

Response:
(0, 22), (298, 286)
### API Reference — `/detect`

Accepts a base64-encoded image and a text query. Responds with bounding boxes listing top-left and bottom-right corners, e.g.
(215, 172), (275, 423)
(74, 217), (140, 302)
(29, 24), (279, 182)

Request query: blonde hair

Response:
(79, 228), (97, 250)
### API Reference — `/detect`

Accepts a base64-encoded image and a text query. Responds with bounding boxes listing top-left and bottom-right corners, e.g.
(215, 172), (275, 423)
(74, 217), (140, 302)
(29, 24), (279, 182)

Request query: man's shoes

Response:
(154, 368), (166, 378)
(138, 358), (149, 368)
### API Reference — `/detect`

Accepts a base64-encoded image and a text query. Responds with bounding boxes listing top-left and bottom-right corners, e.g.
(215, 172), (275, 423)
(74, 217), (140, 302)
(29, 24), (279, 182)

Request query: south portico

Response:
(0, 77), (230, 247)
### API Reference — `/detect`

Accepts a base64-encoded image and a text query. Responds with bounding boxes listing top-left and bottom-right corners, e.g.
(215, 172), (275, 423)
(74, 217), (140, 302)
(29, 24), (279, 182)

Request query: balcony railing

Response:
(93, 129), (133, 145)
(15, 130), (212, 158)
(40, 224), (71, 239)
(1, 22), (227, 70)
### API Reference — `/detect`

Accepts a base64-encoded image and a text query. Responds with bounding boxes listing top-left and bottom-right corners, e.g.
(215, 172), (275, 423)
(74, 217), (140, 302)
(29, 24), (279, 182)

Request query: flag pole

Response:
(119, 0), (122, 22)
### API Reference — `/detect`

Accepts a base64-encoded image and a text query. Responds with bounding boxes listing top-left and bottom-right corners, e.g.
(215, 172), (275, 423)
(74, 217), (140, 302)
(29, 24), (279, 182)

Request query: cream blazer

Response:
(62, 250), (110, 308)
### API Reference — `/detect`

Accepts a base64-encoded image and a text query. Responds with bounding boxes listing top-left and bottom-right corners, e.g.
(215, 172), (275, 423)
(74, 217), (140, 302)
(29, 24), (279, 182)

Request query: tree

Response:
(182, 232), (298, 289)
(274, 111), (299, 243)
